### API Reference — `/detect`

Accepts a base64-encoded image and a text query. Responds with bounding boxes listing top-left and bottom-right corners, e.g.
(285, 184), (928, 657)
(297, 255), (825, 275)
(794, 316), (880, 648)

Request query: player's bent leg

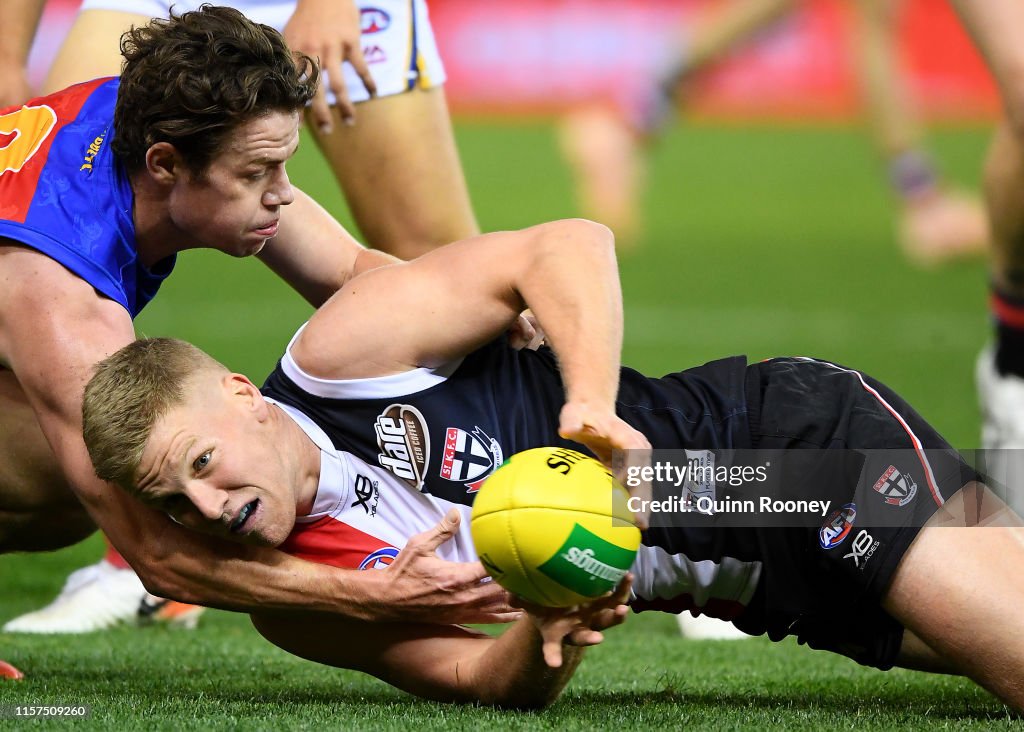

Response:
(895, 630), (960, 675)
(883, 485), (1024, 710)
(307, 86), (479, 260)
(0, 370), (94, 553)
(42, 9), (152, 94)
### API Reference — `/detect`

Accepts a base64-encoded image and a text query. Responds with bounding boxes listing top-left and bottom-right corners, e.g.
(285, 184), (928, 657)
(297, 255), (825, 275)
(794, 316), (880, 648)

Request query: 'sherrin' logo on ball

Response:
(538, 523), (633, 596)
(470, 447), (640, 607)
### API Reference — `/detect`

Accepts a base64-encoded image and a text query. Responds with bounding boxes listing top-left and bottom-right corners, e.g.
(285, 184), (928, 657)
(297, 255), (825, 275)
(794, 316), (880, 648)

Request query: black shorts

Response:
(733, 357), (976, 669)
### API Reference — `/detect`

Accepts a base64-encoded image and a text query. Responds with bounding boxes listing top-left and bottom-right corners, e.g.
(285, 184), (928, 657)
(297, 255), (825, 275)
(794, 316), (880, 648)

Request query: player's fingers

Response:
(613, 573), (634, 604)
(587, 604), (629, 631)
(453, 576), (512, 609)
(347, 46), (377, 99)
(415, 507), (462, 553)
(566, 627), (605, 647)
(506, 314), (536, 350)
(309, 83), (333, 134)
(542, 636), (565, 668)
(322, 54), (355, 127)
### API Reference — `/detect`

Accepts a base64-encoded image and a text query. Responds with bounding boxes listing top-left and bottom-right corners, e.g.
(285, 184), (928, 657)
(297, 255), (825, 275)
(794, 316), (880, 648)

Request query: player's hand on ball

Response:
(380, 509), (521, 625)
(516, 574), (633, 668)
(558, 403), (652, 526)
(558, 402), (651, 466)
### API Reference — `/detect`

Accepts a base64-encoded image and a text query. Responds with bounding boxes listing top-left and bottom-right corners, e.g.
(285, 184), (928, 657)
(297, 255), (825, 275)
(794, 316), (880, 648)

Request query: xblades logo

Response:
(843, 529), (879, 568)
(350, 474), (379, 516)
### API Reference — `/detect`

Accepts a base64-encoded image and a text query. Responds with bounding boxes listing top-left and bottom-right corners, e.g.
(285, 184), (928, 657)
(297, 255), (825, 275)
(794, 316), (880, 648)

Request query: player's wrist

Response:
(330, 566), (384, 622)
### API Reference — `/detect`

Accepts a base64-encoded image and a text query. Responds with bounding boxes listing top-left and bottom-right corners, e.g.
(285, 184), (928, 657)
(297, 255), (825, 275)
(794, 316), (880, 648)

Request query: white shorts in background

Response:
(77, 0), (446, 103)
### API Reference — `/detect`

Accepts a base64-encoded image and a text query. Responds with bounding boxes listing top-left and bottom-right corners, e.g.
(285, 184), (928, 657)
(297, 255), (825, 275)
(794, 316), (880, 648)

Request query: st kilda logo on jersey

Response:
(375, 404), (430, 489)
(439, 426), (503, 492)
(872, 465), (918, 507)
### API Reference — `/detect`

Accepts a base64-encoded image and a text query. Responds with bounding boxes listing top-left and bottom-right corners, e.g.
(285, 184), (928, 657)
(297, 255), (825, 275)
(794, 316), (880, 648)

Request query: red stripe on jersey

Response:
(991, 292), (1024, 330)
(0, 78), (111, 223)
(280, 515), (394, 569)
(796, 357), (946, 507)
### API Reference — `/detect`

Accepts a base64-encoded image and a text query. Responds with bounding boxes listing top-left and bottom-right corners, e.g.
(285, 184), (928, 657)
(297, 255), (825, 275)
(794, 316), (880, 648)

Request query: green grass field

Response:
(2, 120), (1018, 729)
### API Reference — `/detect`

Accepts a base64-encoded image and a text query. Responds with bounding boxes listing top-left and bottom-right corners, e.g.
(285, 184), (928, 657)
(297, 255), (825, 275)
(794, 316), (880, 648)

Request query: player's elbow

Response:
(532, 218), (616, 261)
(471, 670), (569, 710)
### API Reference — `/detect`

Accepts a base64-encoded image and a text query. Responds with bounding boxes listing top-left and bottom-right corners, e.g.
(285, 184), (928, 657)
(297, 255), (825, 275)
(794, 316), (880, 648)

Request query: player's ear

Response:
(224, 373), (268, 420)
(145, 142), (183, 186)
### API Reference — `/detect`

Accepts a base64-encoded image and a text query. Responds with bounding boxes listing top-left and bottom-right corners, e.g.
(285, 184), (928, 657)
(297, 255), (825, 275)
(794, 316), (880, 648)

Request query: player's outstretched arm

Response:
(257, 187), (400, 308)
(97, 488), (515, 623)
(3, 249), (512, 624)
(251, 517), (630, 709)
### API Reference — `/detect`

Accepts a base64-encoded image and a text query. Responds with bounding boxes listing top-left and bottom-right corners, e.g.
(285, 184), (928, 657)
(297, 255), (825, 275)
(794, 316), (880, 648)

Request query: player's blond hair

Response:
(82, 338), (226, 491)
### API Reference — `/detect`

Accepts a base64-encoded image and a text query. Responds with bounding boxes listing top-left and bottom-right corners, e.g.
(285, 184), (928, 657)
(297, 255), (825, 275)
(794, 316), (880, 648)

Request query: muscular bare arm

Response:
(251, 573), (631, 708)
(0, 0), (46, 107)
(0, 244), (510, 622)
(257, 187), (399, 308)
(294, 219), (651, 459)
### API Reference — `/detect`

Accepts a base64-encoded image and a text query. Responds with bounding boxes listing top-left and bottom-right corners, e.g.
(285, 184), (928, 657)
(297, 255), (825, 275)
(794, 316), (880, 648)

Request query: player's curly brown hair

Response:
(112, 4), (318, 175)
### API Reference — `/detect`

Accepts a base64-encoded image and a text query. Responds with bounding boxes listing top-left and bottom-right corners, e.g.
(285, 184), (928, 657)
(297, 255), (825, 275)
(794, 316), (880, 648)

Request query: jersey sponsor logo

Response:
(872, 465), (917, 507)
(363, 45), (387, 65)
(819, 502), (857, 549)
(358, 546), (399, 569)
(375, 404), (430, 489)
(350, 474), (380, 516)
(80, 133), (106, 172)
(0, 104), (57, 175)
(439, 426), (503, 493)
(843, 529), (880, 568)
(361, 8), (390, 34)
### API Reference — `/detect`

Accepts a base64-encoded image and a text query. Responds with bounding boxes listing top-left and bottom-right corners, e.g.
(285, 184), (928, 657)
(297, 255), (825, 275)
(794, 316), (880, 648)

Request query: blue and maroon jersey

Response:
(0, 78), (174, 317)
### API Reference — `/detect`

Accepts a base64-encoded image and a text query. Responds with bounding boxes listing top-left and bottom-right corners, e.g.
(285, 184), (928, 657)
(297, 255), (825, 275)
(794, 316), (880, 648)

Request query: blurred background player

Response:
(948, 0), (1024, 517)
(558, 0), (989, 264)
(2, 0), (481, 634)
(0, 2), (45, 108)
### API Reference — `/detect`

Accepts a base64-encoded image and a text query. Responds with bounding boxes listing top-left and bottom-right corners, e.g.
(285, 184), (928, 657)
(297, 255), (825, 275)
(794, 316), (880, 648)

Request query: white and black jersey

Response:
(264, 332), (972, 670)
(264, 333), (762, 624)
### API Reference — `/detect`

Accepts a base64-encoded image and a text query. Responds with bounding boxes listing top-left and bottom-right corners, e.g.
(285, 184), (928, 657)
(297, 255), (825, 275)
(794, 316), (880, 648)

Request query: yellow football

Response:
(470, 447), (640, 607)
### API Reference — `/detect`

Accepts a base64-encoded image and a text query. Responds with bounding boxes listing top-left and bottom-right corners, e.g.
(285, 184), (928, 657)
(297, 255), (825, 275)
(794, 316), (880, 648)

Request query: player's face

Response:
(134, 378), (300, 547)
(169, 111), (301, 257)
